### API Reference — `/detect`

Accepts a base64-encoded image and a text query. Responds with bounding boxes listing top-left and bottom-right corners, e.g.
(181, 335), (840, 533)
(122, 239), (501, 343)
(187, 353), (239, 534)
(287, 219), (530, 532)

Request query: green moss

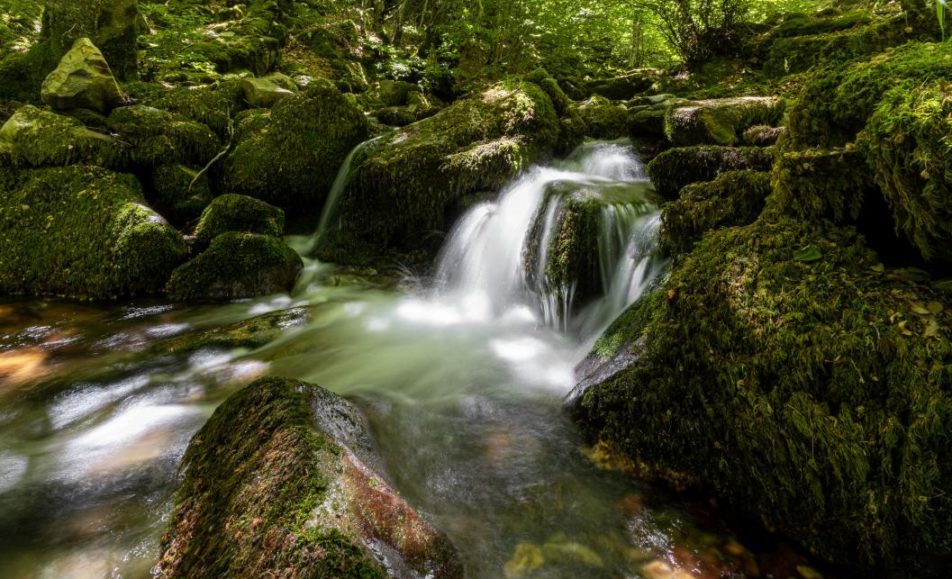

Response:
(0, 105), (129, 168)
(741, 124), (784, 147)
(0, 165), (186, 300)
(222, 79), (369, 211)
(786, 42), (952, 149)
(42, 0), (139, 80)
(579, 215), (952, 572)
(577, 96), (629, 140)
(145, 81), (245, 137)
(646, 145), (775, 199)
(769, 147), (873, 222)
(106, 105), (221, 167)
(166, 232), (302, 302)
(660, 170), (771, 255)
(150, 163), (213, 226)
(664, 97), (786, 147)
(194, 193), (284, 246)
(327, 80), (559, 257)
(628, 105), (667, 140)
(151, 307), (310, 355)
(155, 377), (387, 578)
(858, 81), (952, 265)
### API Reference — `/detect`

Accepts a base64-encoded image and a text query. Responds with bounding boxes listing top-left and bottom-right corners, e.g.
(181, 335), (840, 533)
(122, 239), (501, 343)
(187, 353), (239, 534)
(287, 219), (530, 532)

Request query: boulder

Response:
(222, 79), (369, 211)
(239, 73), (298, 108)
(0, 105), (127, 169)
(42, 0), (139, 80)
(166, 232), (302, 301)
(150, 164), (213, 226)
(41, 38), (124, 113)
(646, 146), (775, 199)
(106, 105), (220, 167)
(0, 165), (187, 300)
(193, 194), (284, 246)
(660, 170), (771, 255)
(770, 147), (874, 223)
(574, 215), (952, 573)
(156, 377), (462, 578)
(577, 96), (629, 139)
(320, 81), (559, 260)
(664, 97), (786, 147)
(741, 125), (785, 147)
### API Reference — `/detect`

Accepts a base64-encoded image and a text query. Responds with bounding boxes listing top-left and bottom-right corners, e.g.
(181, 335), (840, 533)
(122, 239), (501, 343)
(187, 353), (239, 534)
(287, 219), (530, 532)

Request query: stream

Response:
(1, 141), (772, 578)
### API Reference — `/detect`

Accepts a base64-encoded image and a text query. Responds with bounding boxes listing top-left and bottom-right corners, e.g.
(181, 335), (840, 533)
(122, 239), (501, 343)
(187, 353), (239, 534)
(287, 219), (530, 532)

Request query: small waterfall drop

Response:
(435, 140), (663, 340)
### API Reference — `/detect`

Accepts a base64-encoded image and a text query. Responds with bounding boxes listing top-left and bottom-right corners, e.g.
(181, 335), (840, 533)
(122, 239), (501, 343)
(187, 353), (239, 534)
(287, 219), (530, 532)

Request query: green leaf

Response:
(794, 245), (822, 262)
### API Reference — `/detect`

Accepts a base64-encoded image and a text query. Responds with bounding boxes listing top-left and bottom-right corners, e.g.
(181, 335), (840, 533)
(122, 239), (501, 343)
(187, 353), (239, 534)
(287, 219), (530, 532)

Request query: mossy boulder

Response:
(769, 147), (874, 223)
(664, 97), (785, 147)
(581, 70), (662, 100)
(660, 170), (771, 255)
(0, 105), (128, 168)
(742, 125), (785, 147)
(577, 96), (628, 140)
(156, 377), (462, 578)
(146, 81), (245, 136)
(0, 165), (187, 300)
(222, 79), (369, 211)
(627, 105), (668, 140)
(106, 105), (220, 167)
(40, 37), (125, 113)
(858, 81), (952, 265)
(576, 216), (952, 572)
(239, 73), (297, 108)
(194, 194), (284, 246)
(324, 81), (559, 258)
(646, 146), (775, 199)
(166, 232), (302, 302)
(786, 42), (952, 149)
(41, 0), (138, 80)
(149, 164), (213, 226)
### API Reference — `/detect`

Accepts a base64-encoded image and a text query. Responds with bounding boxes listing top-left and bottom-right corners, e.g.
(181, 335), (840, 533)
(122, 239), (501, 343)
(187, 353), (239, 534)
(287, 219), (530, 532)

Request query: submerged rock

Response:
(574, 215), (952, 572)
(41, 38), (125, 114)
(156, 377), (462, 578)
(664, 97), (785, 147)
(193, 194), (285, 246)
(222, 79), (368, 211)
(166, 232), (302, 302)
(321, 80), (559, 261)
(646, 145), (774, 199)
(0, 165), (186, 300)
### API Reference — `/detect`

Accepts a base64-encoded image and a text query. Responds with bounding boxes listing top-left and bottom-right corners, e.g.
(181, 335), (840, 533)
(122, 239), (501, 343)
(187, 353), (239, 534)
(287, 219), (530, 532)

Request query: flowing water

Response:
(0, 141), (790, 578)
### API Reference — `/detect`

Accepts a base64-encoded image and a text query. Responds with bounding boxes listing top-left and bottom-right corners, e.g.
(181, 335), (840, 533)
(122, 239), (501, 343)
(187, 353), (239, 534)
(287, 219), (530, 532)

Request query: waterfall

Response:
(434, 140), (663, 340)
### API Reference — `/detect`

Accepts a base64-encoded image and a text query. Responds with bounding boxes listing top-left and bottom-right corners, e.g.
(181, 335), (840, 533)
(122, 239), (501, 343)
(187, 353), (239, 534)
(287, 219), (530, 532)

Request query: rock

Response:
(148, 81), (245, 137)
(0, 165), (187, 300)
(222, 79), (369, 211)
(156, 377), (462, 578)
(628, 106), (667, 140)
(239, 73), (298, 108)
(742, 124), (785, 147)
(41, 38), (124, 113)
(150, 164), (213, 226)
(660, 170), (771, 255)
(166, 232), (302, 301)
(770, 147), (874, 223)
(641, 560), (693, 579)
(152, 308), (311, 356)
(0, 105), (127, 169)
(320, 80), (559, 261)
(574, 215), (952, 572)
(106, 105), (220, 167)
(194, 194), (285, 246)
(371, 79), (419, 107)
(646, 145), (775, 198)
(665, 97), (786, 147)
(577, 96), (629, 139)
(582, 69), (662, 100)
(42, 0), (139, 80)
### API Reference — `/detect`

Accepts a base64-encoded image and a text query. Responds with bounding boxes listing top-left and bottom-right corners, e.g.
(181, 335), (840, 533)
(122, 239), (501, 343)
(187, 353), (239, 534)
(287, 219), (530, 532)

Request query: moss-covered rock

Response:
(786, 42), (952, 149)
(239, 72), (297, 108)
(40, 37), (125, 113)
(0, 165), (186, 300)
(152, 307), (311, 356)
(149, 163), (213, 226)
(581, 70), (662, 100)
(646, 145), (774, 199)
(858, 81), (952, 265)
(660, 170), (771, 255)
(222, 79), (368, 211)
(576, 216), (952, 572)
(106, 104), (220, 168)
(769, 147), (874, 222)
(0, 104), (128, 168)
(627, 105), (667, 140)
(166, 232), (302, 302)
(324, 81), (558, 258)
(194, 194), (284, 246)
(664, 97), (785, 147)
(42, 0), (139, 80)
(145, 81), (245, 137)
(577, 96), (628, 140)
(741, 124), (784, 147)
(156, 377), (462, 578)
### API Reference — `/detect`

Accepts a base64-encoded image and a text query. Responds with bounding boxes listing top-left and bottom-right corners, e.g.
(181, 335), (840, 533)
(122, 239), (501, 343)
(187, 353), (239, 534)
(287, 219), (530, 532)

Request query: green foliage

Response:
(166, 232), (302, 302)
(633, 0), (752, 65)
(0, 165), (186, 300)
(579, 215), (952, 571)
